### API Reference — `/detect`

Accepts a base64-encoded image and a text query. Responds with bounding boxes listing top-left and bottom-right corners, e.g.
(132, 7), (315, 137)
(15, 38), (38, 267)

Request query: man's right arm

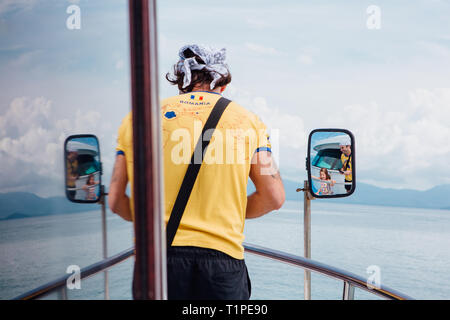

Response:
(246, 151), (285, 219)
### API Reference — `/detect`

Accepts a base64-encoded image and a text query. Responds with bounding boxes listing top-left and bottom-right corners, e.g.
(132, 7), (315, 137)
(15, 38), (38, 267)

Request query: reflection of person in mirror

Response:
(83, 174), (99, 200)
(66, 148), (79, 199)
(312, 168), (335, 195)
(339, 139), (352, 193)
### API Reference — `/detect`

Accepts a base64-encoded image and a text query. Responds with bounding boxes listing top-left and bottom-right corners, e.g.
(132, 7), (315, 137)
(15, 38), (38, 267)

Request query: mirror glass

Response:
(308, 130), (354, 198)
(65, 135), (102, 203)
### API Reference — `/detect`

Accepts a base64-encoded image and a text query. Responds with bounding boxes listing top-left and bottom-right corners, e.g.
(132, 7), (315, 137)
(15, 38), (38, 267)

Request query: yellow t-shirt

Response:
(115, 92), (271, 259)
(341, 153), (352, 181)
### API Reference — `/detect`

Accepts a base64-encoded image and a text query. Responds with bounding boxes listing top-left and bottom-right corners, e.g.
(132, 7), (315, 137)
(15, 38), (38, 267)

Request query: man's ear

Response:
(219, 85), (227, 93)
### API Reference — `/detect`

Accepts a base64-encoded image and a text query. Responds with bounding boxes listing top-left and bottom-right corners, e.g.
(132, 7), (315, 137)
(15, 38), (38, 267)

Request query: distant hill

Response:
(2, 181), (450, 221)
(330, 183), (450, 210)
(249, 179), (450, 211)
(0, 192), (99, 220)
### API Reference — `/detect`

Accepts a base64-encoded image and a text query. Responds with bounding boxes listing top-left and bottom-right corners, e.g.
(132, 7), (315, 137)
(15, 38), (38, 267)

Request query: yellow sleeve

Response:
(116, 112), (131, 154)
(254, 116), (272, 153)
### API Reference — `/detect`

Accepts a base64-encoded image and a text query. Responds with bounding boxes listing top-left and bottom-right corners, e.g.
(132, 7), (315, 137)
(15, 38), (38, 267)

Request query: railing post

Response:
(303, 180), (312, 300)
(100, 187), (109, 300)
(57, 287), (68, 300)
(343, 281), (355, 300)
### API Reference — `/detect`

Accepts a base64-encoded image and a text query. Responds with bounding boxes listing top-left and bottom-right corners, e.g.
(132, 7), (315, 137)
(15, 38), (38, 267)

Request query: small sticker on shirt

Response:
(164, 111), (177, 119)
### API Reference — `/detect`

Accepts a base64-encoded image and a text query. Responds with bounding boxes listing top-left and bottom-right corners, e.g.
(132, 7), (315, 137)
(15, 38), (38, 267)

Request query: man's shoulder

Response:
(120, 112), (132, 125)
(225, 100), (266, 128)
(117, 112), (132, 136)
(161, 95), (180, 105)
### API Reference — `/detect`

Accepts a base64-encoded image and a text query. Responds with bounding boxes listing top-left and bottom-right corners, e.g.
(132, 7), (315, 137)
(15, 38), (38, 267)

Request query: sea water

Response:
(1, 200), (450, 300)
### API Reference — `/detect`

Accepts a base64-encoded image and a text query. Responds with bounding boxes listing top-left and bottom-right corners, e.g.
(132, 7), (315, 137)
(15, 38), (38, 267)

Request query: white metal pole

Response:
(303, 180), (311, 300)
(100, 186), (109, 300)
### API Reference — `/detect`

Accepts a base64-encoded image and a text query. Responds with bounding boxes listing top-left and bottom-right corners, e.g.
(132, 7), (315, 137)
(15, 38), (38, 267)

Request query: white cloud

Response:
(418, 41), (450, 58)
(327, 88), (450, 189)
(223, 86), (450, 189)
(245, 17), (271, 29)
(297, 54), (313, 65)
(245, 42), (280, 56)
(0, 96), (105, 196)
(9, 49), (42, 67)
(115, 59), (124, 70)
(0, 0), (36, 15)
(225, 86), (307, 170)
(296, 46), (320, 65)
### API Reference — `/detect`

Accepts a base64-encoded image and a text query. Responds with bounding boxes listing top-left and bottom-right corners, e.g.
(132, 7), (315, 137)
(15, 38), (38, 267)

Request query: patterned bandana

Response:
(176, 44), (229, 90)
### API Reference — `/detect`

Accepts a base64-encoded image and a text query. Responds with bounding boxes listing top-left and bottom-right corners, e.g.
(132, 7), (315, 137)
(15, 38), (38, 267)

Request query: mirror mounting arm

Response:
(296, 185), (315, 201)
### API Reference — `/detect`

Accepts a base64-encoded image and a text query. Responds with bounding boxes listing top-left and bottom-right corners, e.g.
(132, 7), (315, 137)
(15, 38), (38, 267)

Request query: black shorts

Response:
(166, 246), (251, 300)
(345, 180), (352, 192)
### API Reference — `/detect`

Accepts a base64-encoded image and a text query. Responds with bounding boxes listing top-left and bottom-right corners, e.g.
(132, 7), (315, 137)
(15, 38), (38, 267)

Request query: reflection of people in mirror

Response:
(66, 149), (79, 199)
(312, 168), (336, 195)
(339, 139), (352, 193)
(83, 174), (99, 200)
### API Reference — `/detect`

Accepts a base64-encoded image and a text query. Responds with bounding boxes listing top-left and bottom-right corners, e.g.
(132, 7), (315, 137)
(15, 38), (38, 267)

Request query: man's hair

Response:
(166, 49), (232, 93)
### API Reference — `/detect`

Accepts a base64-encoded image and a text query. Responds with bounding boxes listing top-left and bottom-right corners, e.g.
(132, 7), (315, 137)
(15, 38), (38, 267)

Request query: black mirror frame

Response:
(64, 134), (102, 204)
(307, 128), (356, 199)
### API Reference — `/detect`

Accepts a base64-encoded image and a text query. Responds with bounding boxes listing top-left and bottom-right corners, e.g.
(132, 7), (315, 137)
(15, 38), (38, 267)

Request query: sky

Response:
(1, 0), (450, 197)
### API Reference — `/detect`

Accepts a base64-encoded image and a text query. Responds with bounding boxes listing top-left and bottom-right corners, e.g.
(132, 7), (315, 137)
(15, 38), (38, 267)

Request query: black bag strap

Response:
(166, 96), (231, 247)
(343, 154), (352, 171)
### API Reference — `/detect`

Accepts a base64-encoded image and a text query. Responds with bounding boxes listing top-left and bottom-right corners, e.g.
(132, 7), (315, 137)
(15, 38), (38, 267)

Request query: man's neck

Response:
(191, 84), (222, 94)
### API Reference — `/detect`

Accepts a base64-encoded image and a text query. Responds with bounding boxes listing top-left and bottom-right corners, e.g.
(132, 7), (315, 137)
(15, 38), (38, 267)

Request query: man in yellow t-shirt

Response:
(339, 140), (352, 193)
(66, 149), (79, 200)
(108, 45), (285, 300)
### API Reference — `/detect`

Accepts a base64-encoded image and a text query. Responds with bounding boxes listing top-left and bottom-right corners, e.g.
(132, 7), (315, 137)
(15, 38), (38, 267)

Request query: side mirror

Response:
(307, 129), (355, 198)
(64, 134), (102, 203)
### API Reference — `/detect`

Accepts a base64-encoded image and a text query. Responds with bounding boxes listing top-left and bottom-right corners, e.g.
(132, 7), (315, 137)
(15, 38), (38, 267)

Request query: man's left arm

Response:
(108, 154), (132, 222)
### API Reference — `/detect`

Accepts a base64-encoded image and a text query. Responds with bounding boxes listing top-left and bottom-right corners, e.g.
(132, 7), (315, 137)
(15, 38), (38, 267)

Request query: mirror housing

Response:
(64, 134), (102, 203)
(307, 129), (355, 198)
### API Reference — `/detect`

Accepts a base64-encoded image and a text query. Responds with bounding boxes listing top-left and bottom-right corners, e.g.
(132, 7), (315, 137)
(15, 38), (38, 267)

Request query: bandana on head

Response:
(176, 44), (229, 90)
(339, 136), (351, 146)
